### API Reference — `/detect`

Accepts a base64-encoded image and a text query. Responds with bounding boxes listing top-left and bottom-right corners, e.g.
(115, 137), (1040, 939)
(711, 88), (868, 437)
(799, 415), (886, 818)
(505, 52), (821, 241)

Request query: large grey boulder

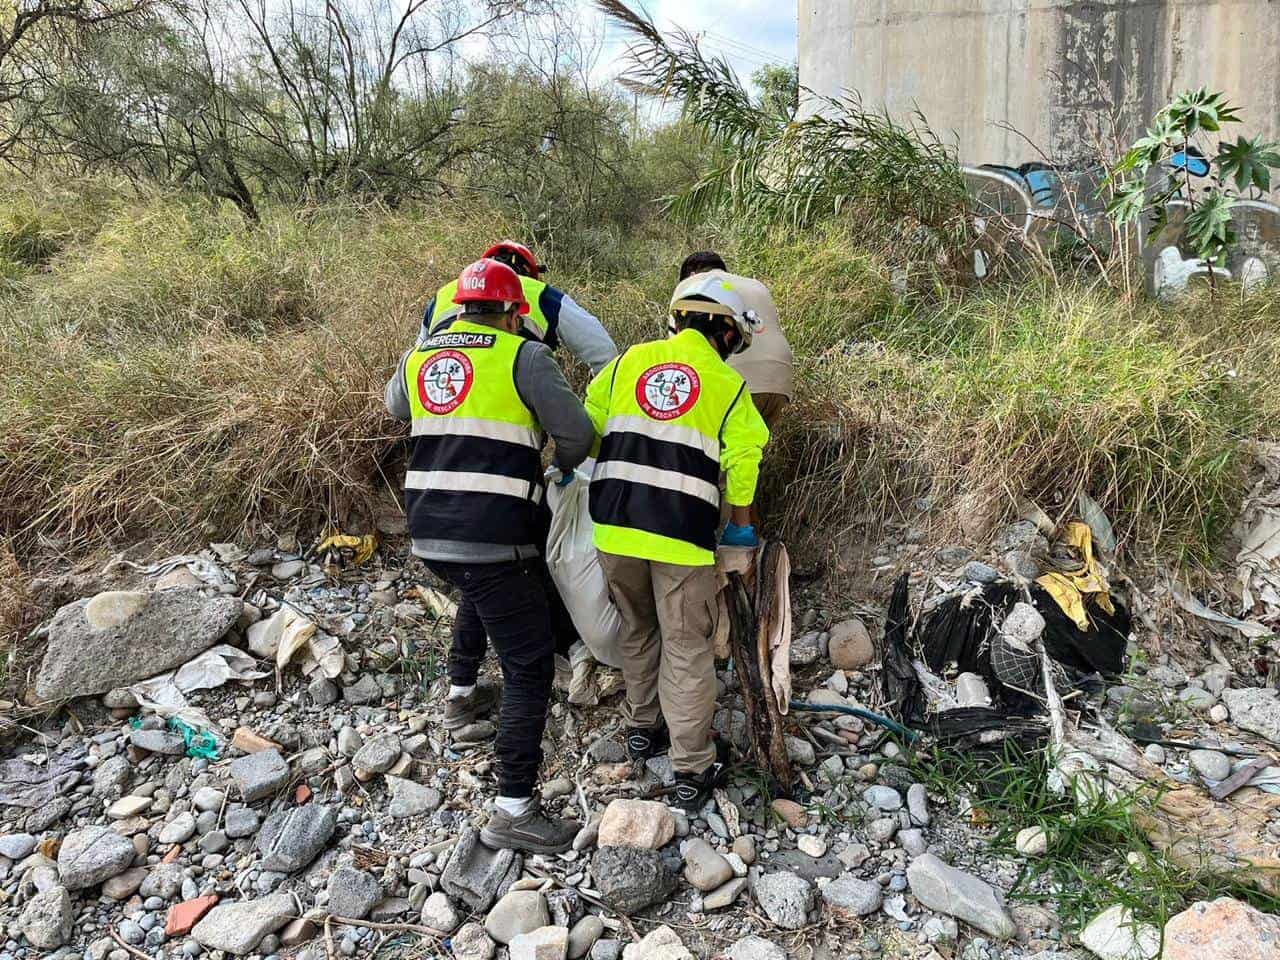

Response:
(906, 853), (1016, 939)
(257, 805), (337, 873)
(35, 588), (241, 701)
(57, 825), (137, 890)
(590, 846), (678, 915)
(191, 892), (296, 955)
(441, 826), (522, 912)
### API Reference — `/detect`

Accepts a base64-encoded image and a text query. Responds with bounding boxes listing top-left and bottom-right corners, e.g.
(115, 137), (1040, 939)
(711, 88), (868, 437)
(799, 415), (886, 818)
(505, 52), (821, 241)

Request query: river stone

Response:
(191, 892), (296, 955)
(727, 936), (786, 960)
(821, 873), (882, 918)
(35, 588), (241, 701)
(327, 866), (381, 919)
(452, 922), (497, 960)
(0, 833), (36, 860)
(441, 826), (522, 912)
(484, 890), (549, 944)
(257, 804), (337, 872)
(597, 799), (674, 850)
(230, 749), (290, 803)
(1189, 750), (1231, 781)
(1163, 895), (1280, 960)
(591, 846), (678, 914)
(1222, 687), (1280, 742)
(159, 811), (197, 845)
(828, 618), (874, 670)
(907, 853), (1016, 939)
(750, 871), (813, 929)
(387, 776), (442, 819)
(18, 885), (73, 949)
(682, 838), (733, 892)
(703, 876), (748, 911)
(352, 734), (402, 775)
(510, 925), (569, 960)
(1079, 904), (1160, 960)
(58, 825), (137, 890)
(568, 915), (604, 959)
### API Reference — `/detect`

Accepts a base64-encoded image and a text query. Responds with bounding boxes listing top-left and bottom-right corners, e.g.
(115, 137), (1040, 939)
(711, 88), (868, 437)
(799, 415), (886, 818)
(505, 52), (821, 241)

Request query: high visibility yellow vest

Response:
(403, 320), (543, 546)
(427, 276), (556, 347)
(589, 330), (749, 566)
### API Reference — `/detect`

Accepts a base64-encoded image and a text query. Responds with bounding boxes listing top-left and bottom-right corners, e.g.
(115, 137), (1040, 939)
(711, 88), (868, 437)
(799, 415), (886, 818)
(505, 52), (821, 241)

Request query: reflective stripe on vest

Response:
(403, 320), (543, 546)
(589, 330), (746, 564)
(429, 276), (554, 345)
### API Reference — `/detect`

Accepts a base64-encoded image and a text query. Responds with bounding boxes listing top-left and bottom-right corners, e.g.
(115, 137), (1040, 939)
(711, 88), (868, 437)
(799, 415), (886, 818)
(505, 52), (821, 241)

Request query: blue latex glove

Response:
(554, 469), (575, 487)
(721, 522), (759, 547)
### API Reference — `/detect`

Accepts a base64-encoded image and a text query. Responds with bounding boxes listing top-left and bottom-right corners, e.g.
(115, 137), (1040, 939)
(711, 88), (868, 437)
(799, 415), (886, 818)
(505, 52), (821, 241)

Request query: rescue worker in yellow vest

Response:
(584, 275), (770, 813)
(419, 240), (617, 374)
(384, 258), (594, 854)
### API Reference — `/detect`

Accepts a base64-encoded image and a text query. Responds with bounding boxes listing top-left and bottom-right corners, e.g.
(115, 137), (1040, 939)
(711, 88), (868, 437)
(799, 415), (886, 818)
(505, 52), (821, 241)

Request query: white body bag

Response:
(544, 463), (624, 668)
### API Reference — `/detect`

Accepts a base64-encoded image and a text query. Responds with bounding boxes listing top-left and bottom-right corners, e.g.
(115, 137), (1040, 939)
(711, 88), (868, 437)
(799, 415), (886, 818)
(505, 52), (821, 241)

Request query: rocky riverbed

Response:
(1, 526), (1279, 960)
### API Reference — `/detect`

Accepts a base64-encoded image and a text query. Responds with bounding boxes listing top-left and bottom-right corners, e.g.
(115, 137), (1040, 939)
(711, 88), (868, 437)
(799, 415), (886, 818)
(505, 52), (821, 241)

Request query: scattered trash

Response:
(1036, 521), (1116, 632)
(253, 606), (345, 679)
(129, 716), (220, 760)
(404, 585), (458, 621)
(102, 553), (236, 590)
(1234, 441), (1280, 625)
(1170, 586), (1272, 640)
(315, 531), (379, 572)
(128, 644), (269, 740)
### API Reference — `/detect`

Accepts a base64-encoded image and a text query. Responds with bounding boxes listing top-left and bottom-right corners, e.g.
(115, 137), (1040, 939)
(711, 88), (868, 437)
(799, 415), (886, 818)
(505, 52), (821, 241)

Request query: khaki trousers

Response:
(751, 392), (789, 432)
(598, 552), (719, 773)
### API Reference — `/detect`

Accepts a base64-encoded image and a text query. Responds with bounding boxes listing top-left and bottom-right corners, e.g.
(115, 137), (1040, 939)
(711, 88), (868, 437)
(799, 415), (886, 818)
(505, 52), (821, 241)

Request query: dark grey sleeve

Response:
(384, 350), (412, 422)
(515, 343), (594, 471)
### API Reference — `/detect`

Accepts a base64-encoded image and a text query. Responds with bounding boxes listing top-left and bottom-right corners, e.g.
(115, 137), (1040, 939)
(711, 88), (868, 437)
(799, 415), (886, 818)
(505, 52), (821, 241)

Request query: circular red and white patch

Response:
(418, 350), (474, 415)
(636, 362), (701, 421)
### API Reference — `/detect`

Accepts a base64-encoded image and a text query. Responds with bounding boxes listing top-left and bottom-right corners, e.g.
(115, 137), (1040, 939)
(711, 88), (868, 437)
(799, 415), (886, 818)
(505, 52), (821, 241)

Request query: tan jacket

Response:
(673, 270), (793, 400)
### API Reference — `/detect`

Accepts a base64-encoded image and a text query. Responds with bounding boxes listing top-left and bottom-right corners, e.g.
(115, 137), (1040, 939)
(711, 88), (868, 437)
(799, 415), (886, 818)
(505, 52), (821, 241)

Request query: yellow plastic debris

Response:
(317, 532), (378, 569)
(1036, 520), (1115, 631)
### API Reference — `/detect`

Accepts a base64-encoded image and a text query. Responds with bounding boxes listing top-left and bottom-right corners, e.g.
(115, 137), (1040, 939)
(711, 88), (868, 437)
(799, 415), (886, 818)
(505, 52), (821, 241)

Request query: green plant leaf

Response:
(1215, 135), (1280, 192)
(1168, 88), (1240, 134)
(1184, 191), (1236, 262)
(1106, 179), (1147, 226)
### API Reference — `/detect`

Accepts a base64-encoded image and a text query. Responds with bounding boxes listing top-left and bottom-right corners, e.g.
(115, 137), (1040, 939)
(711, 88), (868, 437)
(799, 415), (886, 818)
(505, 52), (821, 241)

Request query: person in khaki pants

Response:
(584, 275), (769, 812)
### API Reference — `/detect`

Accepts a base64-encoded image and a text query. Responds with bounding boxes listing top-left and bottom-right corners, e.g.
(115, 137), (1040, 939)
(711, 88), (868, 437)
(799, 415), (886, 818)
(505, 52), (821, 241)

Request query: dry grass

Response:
(0, 180), (1275, 576)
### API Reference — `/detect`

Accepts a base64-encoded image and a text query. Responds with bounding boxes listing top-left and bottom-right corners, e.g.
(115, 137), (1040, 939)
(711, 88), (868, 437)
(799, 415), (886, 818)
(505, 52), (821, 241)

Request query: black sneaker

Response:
(626, 724), (670, 761)
(669, 741), (730, 814)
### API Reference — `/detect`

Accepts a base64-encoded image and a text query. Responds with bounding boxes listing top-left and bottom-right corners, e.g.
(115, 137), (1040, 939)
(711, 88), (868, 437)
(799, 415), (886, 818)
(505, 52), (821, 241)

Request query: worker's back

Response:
(587, 329), (751, 566)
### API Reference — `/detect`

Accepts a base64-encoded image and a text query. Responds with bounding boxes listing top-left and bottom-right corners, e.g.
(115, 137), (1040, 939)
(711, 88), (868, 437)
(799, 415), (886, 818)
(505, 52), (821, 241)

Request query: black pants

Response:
(428, 558), (559, 798)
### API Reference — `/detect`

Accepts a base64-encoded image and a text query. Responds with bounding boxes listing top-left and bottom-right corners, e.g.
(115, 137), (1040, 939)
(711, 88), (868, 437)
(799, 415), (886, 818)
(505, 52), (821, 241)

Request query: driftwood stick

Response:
(329, 916), (449, 938)
(108, 927), (153, 960)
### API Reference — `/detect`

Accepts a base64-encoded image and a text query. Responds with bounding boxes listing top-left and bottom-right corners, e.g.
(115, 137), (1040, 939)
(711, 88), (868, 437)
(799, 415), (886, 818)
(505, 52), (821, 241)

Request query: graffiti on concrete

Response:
(963, 161), (1280, 296)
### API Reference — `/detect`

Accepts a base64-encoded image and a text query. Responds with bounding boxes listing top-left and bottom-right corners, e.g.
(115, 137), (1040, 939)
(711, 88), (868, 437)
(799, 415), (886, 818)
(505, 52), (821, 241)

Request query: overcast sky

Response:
(593, 0), (798, 83)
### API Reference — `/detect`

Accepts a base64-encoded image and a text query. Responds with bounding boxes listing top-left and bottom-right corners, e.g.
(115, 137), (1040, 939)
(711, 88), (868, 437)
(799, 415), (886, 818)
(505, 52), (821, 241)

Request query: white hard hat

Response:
(667, 276), (761, 354)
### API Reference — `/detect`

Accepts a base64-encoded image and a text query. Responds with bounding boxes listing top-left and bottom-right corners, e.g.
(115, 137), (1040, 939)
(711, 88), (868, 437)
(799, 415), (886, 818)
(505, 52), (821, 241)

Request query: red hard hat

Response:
(482, 240), (542, 279)
(452, 258), (530, 315)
